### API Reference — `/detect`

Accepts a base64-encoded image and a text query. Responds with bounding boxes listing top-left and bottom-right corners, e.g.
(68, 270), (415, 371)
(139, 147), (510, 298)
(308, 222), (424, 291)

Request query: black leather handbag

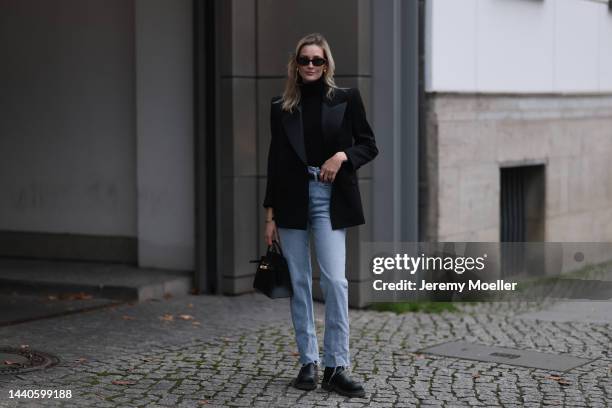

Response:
(250, 240), (293, 298)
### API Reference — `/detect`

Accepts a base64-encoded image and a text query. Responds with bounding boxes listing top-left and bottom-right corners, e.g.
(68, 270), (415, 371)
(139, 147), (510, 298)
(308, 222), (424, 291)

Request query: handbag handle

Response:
(269, 239), (284, 257)
(249, 240), (284, 264)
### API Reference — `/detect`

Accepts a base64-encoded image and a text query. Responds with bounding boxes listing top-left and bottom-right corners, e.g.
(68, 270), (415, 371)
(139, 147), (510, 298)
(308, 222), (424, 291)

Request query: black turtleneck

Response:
(299, 76), (325, 167)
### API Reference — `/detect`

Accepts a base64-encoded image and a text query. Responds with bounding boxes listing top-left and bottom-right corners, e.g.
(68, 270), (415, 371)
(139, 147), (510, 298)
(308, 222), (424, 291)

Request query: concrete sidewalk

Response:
(0, 293), (610, 407)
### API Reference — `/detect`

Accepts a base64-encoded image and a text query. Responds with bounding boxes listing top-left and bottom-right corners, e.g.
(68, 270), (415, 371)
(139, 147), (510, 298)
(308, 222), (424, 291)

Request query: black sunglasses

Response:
(296, 56), (327, 67)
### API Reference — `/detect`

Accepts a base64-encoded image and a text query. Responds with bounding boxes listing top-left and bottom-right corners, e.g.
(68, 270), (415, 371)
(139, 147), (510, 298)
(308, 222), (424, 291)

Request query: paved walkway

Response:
(0, 294), (610, 407)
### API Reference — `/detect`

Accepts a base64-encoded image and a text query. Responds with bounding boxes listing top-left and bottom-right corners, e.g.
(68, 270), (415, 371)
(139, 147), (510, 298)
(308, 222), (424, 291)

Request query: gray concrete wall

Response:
(218, 0), (374, 306)
(0, 0), (137, 257)
(134, 0), (194, 271)
(424, 93), (612, 245)
(0, 0), (195, 270)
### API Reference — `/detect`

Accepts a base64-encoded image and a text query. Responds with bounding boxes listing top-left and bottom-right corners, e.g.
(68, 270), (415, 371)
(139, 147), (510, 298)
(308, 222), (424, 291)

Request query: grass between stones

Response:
(516, 259), (612, 290)
(367, 301), (459, 314)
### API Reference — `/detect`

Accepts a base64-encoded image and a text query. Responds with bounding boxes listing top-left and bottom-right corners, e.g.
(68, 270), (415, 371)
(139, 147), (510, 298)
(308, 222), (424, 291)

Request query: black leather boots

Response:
(293, 363), (366, 398)
(292, 362), (319, 390)
(321, 366), (366, 398)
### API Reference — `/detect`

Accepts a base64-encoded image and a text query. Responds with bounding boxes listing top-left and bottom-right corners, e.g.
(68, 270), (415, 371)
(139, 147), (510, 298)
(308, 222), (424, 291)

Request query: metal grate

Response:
(420, 341), (594, 371)
(501, 167), (526, 242)
(0, 346), (59, 375)
(500, 167), (527, 277)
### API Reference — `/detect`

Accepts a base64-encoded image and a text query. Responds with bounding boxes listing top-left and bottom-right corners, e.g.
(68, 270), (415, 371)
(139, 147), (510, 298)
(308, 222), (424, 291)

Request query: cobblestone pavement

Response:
(0, 294), (610, 407)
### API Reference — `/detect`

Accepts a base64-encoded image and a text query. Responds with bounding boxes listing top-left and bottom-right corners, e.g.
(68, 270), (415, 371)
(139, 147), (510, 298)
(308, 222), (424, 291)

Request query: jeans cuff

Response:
(323, 357), (350, 369)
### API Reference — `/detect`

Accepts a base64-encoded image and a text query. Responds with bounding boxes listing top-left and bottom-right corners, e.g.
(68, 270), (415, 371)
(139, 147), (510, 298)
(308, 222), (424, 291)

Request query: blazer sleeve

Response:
(343, 88), (379, 171)
(263, 97), (280, 208)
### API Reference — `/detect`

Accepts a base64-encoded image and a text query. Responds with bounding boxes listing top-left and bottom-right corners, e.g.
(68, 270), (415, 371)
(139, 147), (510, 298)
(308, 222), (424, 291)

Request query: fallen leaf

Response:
(160, 314), (174, 321)
(188, 303), (194, 308)
(546, 375), (571, 386)
(178, 314), (194, 320)
(122, 315), (136, 320)
(111, 380), (136, 385)
(291, 351), (300, 356)
(192, 321), (201, 326)
(58, 292), (93, 300)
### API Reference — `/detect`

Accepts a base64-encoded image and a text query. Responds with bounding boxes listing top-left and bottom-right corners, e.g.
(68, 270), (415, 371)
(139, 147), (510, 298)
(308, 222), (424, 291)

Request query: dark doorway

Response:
(500, 164), (545, 277)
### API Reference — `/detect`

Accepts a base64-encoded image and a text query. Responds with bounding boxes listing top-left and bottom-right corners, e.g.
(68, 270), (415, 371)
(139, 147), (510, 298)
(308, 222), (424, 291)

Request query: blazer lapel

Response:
(281, 105), (308, 165)
(280, 90), (348, 165)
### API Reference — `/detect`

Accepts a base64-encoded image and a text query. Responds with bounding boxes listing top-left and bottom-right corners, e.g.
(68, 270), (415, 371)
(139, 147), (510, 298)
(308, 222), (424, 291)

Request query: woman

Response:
(262, 33), (378, 398)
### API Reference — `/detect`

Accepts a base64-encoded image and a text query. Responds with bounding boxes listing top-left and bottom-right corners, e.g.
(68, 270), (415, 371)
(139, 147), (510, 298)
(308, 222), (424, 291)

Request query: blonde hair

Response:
(282, 33), (337, 112)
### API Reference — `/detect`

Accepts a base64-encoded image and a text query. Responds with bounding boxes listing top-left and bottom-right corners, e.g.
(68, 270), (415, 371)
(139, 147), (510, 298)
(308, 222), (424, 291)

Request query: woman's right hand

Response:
(264, 220), (279, 246)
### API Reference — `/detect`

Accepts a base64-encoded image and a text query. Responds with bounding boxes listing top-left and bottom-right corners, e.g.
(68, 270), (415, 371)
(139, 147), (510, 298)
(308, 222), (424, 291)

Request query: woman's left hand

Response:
(320, 152), (348, 183)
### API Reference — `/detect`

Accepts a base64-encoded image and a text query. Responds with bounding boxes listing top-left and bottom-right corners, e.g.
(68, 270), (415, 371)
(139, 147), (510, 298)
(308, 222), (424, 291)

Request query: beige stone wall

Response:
(424, 93), (612, 243)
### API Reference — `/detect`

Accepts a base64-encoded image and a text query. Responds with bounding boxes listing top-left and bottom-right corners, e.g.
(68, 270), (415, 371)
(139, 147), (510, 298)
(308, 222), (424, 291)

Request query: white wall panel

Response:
(426, 0), (477, 92)
(554, 0), (600, 92)
(598, 6), (612, 90)
(426, 0), (612, 94)
(477, 0), (554, 92)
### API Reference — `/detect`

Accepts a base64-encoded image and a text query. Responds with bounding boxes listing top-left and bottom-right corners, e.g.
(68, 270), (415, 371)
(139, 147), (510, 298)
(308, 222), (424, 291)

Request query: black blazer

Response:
(263, 86), (378, 230)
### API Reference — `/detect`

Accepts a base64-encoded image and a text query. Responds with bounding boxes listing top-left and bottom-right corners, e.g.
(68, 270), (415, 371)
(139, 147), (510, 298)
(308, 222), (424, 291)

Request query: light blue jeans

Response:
(277, 166), (350, 368)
